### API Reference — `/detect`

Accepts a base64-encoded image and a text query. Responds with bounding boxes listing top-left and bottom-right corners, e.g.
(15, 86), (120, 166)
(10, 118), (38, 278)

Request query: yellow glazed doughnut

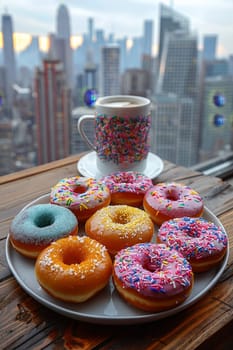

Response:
(85, 205), (154, 255)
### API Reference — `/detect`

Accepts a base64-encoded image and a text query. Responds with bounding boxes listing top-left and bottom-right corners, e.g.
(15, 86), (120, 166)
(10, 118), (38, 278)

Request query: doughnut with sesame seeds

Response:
(50, 176), (111, 222)
(85, 205), (154, 255)
(35, 236), (112, 303)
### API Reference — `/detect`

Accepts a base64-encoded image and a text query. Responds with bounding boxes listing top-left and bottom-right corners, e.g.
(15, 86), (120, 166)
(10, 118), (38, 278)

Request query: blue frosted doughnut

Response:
(9, 204), (78, 258)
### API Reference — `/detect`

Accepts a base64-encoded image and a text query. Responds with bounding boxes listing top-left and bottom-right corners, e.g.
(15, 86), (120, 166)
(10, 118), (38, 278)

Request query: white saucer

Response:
(77, 152), (164, 179)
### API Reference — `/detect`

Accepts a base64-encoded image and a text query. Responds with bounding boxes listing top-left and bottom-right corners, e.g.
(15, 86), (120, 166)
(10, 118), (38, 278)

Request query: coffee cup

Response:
(77, 95), (151, 175)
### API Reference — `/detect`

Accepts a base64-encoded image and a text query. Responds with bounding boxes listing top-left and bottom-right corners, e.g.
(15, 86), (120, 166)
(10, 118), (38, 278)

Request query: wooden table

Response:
(1, 153), (233, 350)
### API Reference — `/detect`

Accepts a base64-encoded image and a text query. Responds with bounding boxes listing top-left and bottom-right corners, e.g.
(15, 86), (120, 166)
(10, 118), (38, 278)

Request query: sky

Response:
(1, 0), (233, 57)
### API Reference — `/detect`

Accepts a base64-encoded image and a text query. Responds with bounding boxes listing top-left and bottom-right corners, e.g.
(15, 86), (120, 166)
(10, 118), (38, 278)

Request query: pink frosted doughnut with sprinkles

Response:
(50, 176), (111, 222)
(143, 182), (204, 225)
(101, 171), (153, 207)
(113, 243), (193, 312)
(157, 217), (228, 272)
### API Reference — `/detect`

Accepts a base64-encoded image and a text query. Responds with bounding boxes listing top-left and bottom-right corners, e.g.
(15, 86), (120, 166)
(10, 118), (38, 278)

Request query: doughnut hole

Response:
(34, 212), (55, 228)
(142, 254), (161, 272)
(165, 189), (180, 201)
(72, 184), (88, 194)
(62, 247), (85, 265)
(111, 210), (131, 225)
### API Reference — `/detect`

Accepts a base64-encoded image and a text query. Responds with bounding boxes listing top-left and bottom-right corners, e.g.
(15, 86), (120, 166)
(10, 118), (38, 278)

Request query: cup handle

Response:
(77, 115), (96, 151)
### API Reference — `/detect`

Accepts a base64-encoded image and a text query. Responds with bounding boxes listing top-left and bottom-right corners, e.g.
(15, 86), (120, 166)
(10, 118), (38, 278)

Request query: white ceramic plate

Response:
(5, 194), (229, 325)
(77, 151), (164, 179)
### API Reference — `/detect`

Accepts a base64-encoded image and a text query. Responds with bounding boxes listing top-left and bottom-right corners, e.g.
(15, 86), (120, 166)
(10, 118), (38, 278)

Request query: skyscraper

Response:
(121, 68), (150, 97)
(157, 30), (198, 99)
(99, 44), (120, 96)
(199, 77), (233, 161)
(203, 35), (217, 61)
(143, 20), (154, 56)
(153, 5), (199, 166)
(34, 59), (71, 164)
(157, 4), (189, 71)
(1, 13), (17, 106)
(88, 18), (94, 43)
(56, 4), (73, 87)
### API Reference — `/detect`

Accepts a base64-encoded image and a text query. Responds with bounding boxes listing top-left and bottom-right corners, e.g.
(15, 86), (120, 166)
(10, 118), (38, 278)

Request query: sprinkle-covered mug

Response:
(77, 95), (151, 175)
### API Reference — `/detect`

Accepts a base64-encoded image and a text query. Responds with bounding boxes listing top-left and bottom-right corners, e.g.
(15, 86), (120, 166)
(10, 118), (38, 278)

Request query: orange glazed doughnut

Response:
(101, 171), (153, 207)
(35, 236), (112, 303)
(143, 182), (204, 226)
(9, 204), (78, 258)
(113, 243), (193, 312)
(50, 176), (111, 222)
(157, 217), (228, 272)
(85, 205), (154, 255)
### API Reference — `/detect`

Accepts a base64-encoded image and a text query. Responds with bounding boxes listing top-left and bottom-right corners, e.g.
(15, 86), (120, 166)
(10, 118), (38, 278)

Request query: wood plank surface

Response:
(1, 154), (233, 349)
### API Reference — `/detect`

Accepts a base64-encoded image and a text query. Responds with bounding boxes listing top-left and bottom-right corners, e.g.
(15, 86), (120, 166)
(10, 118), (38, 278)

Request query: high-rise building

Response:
(203, 35), (217, 61)
(158, 4), (189, 71)
(34, 59), (71, 164)
(117, 37), (128, 73)
(56, 4), (73, 87)
(157, 30), (198, 99)
(88, 18), (94, 43)
(143, 20), (154, 56)
(154, 5), (199, 167)
(1, 13), (17, 106)
(121, 68), (150, 97)
(151, 94), (198, 166)
(0, 119), (14, 175)
(128, 37), (143, 69)
(204, 59), (229, 78)
(199, 77), (233, 161)
(99, 44), (120, 96)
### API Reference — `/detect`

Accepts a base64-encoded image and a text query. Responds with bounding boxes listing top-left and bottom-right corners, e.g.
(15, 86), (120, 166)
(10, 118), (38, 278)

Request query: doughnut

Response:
(101, 171), (153, 207)
(143, 182), (204, 225)
(85, 205), (154, 255)
(157, 217), (228, 272)
(113, 243), (193, 312)
(9, 204), (78, 258)
(50, 176), (111, 222)
(35, 236), (112, 303)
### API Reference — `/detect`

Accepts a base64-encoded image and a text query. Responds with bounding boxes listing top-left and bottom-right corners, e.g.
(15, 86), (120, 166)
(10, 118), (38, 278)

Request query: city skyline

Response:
(0, 0), (232, 57)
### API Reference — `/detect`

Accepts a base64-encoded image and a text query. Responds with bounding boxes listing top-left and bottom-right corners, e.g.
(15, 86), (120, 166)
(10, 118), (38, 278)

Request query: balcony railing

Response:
(191, 152), (233, 180)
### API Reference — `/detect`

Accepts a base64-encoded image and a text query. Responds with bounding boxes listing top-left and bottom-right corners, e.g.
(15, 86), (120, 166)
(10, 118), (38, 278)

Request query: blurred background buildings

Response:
(0, 3), (233, 175)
